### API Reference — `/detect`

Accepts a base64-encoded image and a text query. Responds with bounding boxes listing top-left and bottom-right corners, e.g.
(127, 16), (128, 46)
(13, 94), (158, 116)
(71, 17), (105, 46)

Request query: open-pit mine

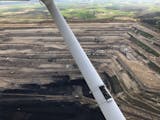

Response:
(0, 21), (160, 120)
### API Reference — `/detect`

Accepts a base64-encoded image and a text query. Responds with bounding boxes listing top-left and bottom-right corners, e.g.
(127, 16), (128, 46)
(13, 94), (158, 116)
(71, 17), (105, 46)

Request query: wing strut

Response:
(41, 0), (126, 120)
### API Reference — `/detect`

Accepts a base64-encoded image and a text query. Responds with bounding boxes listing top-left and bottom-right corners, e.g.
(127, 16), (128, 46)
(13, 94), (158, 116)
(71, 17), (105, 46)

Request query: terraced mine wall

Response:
(0, 22), (160, 120)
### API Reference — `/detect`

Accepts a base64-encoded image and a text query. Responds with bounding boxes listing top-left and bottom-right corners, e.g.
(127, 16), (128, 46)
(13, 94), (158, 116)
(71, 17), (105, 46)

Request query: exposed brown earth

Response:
(0, 22), (160, 120)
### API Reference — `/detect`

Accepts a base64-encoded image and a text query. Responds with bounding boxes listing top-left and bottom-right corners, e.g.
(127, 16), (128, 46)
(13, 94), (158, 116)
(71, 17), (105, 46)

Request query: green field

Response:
(0, 2), (160, 25)
(60, 3), (135, 21)
(0, 3), (135, 22)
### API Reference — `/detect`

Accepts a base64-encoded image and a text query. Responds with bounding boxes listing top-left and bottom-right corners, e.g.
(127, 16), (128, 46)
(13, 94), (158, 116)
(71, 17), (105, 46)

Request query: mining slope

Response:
(0, 22), (160, 120)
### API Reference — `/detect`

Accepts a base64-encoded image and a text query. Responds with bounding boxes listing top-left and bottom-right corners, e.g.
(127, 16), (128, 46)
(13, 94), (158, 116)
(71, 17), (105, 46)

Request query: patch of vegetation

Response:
(135, 29), (154, 39)
(129, 34), (160, 57)
(61, 8), (96, 20)
(138, 11), (160, 30)
(61, 6), (134, 21)
(148, 61), (160, 74)
(141, 18), (160, 30)
(134, 49), (147, 60)
(0, 4), (50, 22)
(0, 3), (136, 22)
(0, 1), (159, 24)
